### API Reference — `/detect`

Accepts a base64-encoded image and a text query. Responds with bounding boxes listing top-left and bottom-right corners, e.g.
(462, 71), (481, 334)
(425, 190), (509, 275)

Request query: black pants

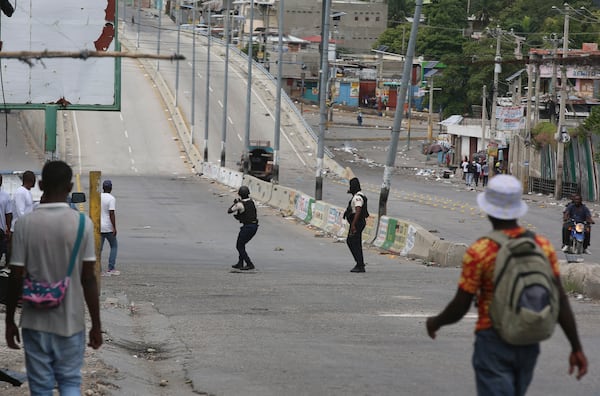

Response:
(562, 223), (590, 249)
(237, 223), (258, 265)
(347, 220), (366, 267)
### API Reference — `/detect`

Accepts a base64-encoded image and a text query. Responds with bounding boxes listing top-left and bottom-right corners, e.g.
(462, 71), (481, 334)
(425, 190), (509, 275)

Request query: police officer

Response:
(343, 177), (368, 273)
(228, 186), (259, 270)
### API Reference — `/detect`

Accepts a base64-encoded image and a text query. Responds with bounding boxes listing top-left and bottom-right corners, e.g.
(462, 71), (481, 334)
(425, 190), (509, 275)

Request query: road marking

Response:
(237, 133), (242, 142)
(128, 146), (132, 154)
(119, 113), (124, 122)
(218, 100), (223, 108)
(124, 130), (129, 139)
(72, 112), (83, 175)
(209, 86), (213, 92)
(228, 116), (234, 125)
(379, 313), (477, 319)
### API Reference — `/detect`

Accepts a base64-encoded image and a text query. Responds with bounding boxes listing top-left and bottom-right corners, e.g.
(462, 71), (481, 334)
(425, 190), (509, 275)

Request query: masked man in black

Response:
(343, 178), (369, 273)
(228, 186), (259, 270)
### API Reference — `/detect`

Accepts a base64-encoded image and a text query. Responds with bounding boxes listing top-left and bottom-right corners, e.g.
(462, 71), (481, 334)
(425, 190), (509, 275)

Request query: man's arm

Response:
(426, 288), (474, 339)
(350, 206), (362, 234)
(556, 279), (588, 379)
(81, 261), (102, 349)
(109, 210), (116, 236)
(13, 192), (26, 218)
(4, 212), (11, 236)
(4, 265), (23, 349)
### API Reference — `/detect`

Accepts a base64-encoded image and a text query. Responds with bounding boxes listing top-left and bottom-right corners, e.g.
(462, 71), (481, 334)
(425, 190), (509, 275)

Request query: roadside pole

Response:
(89, 171), (101, 291)
(378, 0), (423, 217)
(315, 0), (331, 201)
(272, 0), (284, 184)
(555, 7), (569, 200)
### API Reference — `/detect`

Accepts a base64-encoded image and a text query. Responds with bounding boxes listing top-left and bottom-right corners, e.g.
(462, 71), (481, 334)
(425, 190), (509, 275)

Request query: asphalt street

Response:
(0, 7), (599, 396)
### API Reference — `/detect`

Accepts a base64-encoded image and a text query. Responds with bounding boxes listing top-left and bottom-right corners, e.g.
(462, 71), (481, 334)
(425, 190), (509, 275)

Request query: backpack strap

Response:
(66, 213), (85, 277)
(485, 229), (535, 246)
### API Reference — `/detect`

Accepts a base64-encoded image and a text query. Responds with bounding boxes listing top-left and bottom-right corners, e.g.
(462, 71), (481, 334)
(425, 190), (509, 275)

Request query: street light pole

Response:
(220, 0), (231, 166)
(555, 5), (570, 200)
(203, 3), (212, 162)
(175, 1), (182, 106)
(378, 0), (423, 217)
(191, 3), (197, 146)
(490, 27), (502, 149)
(272, 0), (284, 184)
(243, 0), (255, 174)
(316, 0), (331, 201)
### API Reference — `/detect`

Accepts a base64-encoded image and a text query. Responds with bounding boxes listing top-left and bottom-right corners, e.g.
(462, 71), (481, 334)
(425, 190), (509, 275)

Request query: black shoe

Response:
(0, 0), (14, 17)
(241, 264), (255, 271)
(350, 265), (365, 273)
(232, 263), (243, 270)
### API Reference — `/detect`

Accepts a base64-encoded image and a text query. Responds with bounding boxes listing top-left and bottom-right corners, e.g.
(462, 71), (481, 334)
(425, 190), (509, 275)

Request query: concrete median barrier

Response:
(268, 184), (297, 215)
(244, 175), (273, 204)
(428, 239), (468, 268)
(324, 205), (348, 238)
(310, 201), (328, 230)
(202, 162), (220, 180)
(218, 168), (243, 189)
(560, 262), (600, 300)
(294, 193), (314, 223)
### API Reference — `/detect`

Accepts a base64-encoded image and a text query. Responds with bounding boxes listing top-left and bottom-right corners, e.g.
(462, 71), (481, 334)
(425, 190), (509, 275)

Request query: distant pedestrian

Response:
(426, 175), (588, 395)
(473, 160), (481, 187)
(11, 170), (36, 229)
(0, 175), (12, 266)
(5, 160), (102, 395)
(461, 156), (469, 181)
(343, 177), (369, 273)
(357, 112), (363, 126)
(100, 180), (119, 276)
(228, 185), (259, 271)
(481, 161), (489, 187)
(466, 161), (476, 188)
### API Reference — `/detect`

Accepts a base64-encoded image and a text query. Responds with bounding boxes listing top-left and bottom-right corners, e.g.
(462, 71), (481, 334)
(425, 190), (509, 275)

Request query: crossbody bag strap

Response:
(66, 213), (85, 277)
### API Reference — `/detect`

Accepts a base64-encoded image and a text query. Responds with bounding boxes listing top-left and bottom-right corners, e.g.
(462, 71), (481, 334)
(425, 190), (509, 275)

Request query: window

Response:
(365, 17), (370, 21)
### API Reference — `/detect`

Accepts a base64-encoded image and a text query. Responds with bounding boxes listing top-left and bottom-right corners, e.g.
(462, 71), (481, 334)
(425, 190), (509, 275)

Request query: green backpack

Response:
(486, 230), (560, 346)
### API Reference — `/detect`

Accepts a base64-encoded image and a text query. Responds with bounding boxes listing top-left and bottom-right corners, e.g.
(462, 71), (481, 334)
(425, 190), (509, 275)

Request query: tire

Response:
(572, 239), (584, 255)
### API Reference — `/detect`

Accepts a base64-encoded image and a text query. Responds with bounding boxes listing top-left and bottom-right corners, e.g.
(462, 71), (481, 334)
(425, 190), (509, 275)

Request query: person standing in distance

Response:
(426, 175), (587, 395)
(11, 170), (36, 229)
(5, 160), (102, 394)
(0, 175), (13, 266)
(101, 179), (119, 276)
(343, 177), (367, 273)
(228, 185), (258, 271)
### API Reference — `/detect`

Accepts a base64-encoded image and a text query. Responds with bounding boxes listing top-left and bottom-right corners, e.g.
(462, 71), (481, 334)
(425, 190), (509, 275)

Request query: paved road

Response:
(1, 7), (599, 396)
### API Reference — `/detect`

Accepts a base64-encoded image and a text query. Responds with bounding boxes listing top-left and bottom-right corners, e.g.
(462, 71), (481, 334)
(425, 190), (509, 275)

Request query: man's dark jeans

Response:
(237, 223), (258, 265)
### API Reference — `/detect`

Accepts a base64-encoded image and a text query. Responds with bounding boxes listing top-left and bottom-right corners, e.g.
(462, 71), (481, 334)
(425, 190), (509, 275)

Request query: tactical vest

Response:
(236, 199), (258, 225)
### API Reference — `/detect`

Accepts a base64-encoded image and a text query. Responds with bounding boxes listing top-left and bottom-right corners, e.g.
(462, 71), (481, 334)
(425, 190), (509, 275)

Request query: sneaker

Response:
(231, 263), (244, 270)
(561, 245), (569, 252)
(101, 272), (112, 277)
(350, 265), (365, 273)
(584, 249), (592, 255)
(107, 270), (121, 276)
(241, 264), (255, 271)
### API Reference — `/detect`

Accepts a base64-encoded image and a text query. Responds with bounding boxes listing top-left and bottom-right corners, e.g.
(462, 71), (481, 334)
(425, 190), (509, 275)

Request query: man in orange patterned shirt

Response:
(426, 175), (587, 395)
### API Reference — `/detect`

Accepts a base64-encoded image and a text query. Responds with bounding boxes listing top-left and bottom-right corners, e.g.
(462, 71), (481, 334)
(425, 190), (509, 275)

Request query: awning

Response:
(439, 115), (463, 126)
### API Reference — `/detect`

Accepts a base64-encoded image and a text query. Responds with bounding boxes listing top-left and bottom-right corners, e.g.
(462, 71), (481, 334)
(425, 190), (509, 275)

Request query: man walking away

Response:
(473, 160), (481, 187)
(228, 186), (259, 271)
(343, 177), (368, 273)
(101, 180), (119, 276)
(0, 175), (12, 266)
(11, 170), (35, 229)
(426, 175), (587, 395)
(481, 161), (489, 187)
(5, 160), (102, 394)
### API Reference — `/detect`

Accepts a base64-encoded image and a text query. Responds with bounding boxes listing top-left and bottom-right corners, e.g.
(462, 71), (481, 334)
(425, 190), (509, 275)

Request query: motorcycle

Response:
(566, 219), (587, 255)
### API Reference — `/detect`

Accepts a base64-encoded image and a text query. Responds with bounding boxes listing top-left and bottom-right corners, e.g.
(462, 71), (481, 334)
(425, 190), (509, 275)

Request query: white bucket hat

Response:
(476, 175), (528, 219)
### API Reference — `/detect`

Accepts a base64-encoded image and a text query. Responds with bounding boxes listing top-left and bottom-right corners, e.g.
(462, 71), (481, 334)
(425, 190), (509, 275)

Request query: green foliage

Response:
(377, 0), (600, 117)
(241, 43), (261, 62)
(531, 122), (557, 148)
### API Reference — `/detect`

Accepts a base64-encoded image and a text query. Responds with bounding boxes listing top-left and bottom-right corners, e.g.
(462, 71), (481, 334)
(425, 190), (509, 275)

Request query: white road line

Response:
(128, 146), (132, 154)
(237, 133), (242, 142)
(378, 313), (477, 319)
(119, 113), (124, 122)
(218, 100), (223, 108)
(209, 86), (213, 92)
(124, 130), (129, 139)
(72, 112), (83, 175)
(228, 116), (234, 125)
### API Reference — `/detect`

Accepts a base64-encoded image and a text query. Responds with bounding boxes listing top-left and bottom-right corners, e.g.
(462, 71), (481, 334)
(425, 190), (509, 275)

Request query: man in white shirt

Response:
(11, 170), (36, 229)
(5, 160), (102, 394)
(0, 174), (12, 265)
(100, 179), (119, 276)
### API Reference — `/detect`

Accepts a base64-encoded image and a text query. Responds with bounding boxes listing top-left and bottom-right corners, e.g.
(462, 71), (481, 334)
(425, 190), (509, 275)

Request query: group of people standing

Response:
(461, 157), (490, 189)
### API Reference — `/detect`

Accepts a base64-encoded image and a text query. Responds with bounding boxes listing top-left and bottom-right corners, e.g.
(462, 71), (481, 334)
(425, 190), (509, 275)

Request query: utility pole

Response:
(524, 58), (534, 191)
(379, 0), (423, 217)
(220, 0), (231, 166)
(555, 6), (570, 200)
(191, 3), (197, 146)
(481, 85), (487, 152)
(534, 58), (541, 125)
(243, 0), (255, 174)
(427, 76), (434, 142)
(272, 0), (284, 184)
(490, 27), (502, 146)
(203, 3), (212, 162)
(549, 34), (560, 124)
(316, 0), (331, 200)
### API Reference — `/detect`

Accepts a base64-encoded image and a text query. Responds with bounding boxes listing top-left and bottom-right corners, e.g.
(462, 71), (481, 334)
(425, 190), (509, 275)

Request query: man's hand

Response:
(426, 317), (439, 339)
(5, 321), (21, 349)
(568, 350), (588, 380)
(88, 326), (103, 350)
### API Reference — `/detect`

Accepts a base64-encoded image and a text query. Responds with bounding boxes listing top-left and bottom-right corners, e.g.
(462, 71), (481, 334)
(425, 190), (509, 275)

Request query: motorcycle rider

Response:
(562, 194), (594, 254)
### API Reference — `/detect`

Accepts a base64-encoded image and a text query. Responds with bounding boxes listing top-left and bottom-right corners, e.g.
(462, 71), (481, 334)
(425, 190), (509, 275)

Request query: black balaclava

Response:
(348, 177), (361, 195)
